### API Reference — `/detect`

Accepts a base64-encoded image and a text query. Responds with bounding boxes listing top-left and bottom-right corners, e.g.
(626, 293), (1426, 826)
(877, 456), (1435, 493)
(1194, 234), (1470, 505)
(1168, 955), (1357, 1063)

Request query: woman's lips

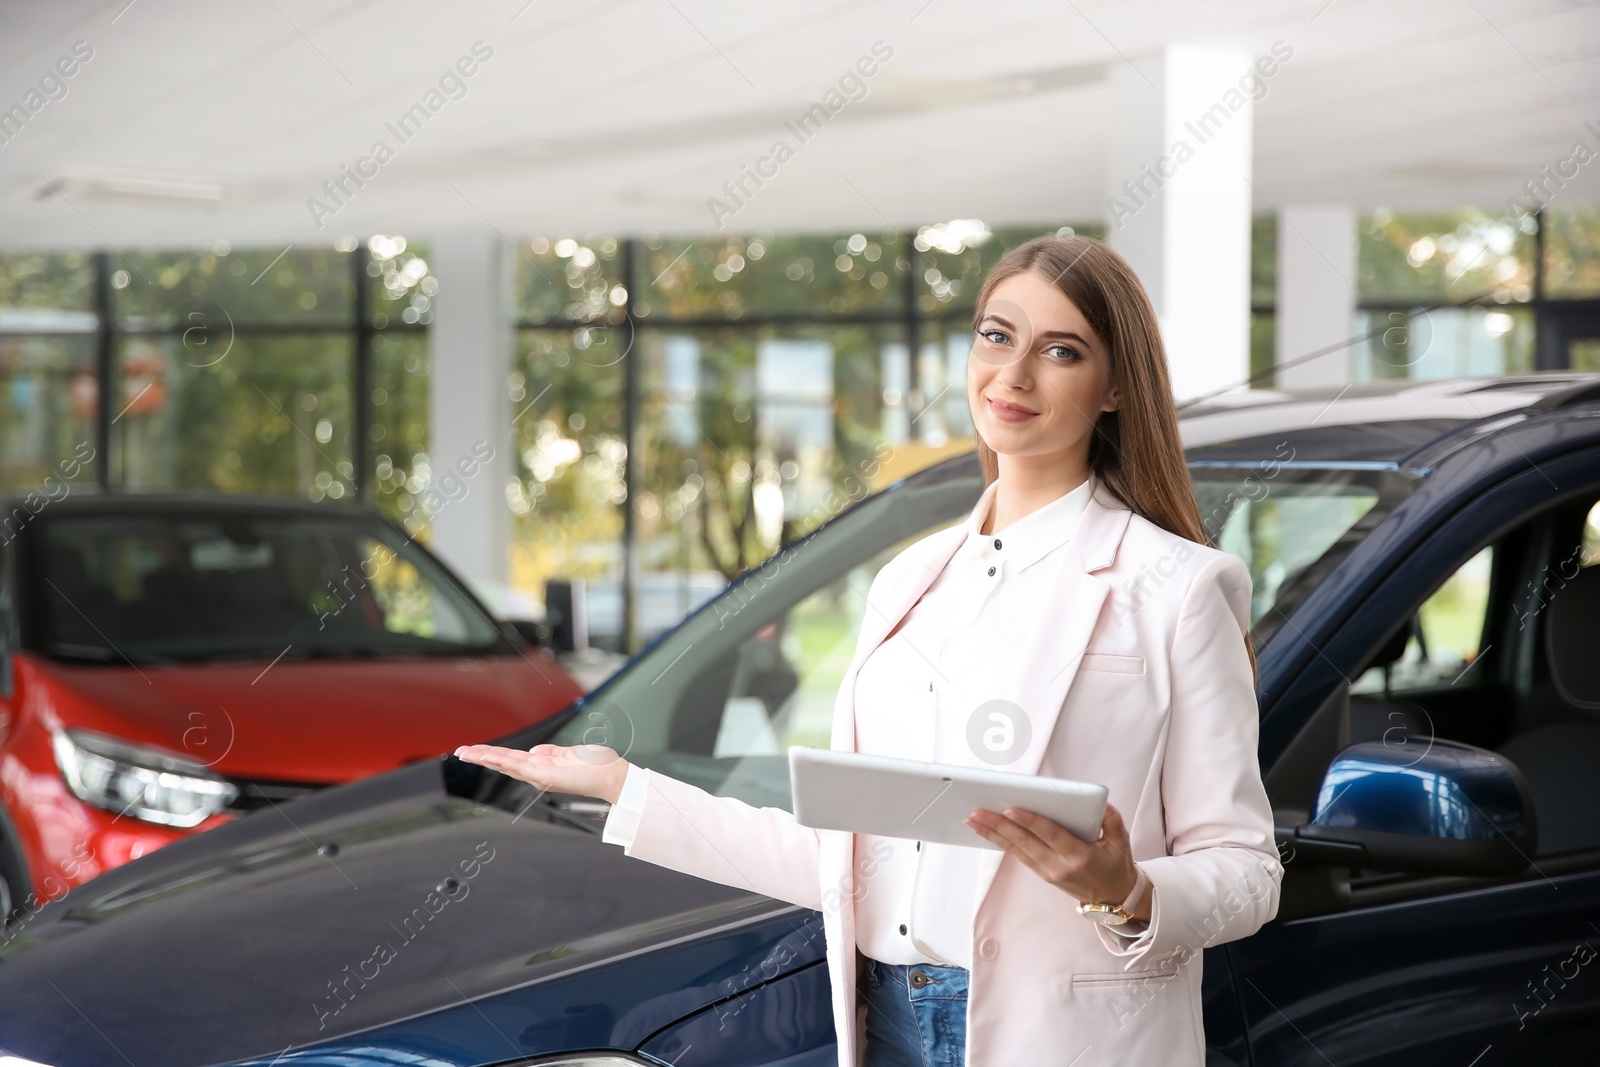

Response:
(987, 397), (1038, 423)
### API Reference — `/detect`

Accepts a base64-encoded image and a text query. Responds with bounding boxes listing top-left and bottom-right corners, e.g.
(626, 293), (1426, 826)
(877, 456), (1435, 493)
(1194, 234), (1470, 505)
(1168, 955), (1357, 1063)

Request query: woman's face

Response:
(967, 269), (1120, 468)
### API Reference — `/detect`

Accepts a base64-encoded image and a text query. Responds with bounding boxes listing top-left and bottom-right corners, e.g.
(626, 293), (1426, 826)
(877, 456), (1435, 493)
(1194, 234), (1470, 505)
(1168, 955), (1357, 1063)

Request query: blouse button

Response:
(978, 936), (999, 960)
(899, 924), (908, 935)
(993, 538), (1001, 550)
(987, 566), (996, 577)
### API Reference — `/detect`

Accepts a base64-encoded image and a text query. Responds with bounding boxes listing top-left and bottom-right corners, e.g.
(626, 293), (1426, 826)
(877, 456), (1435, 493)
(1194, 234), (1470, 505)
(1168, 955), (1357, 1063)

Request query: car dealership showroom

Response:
(2, 2), (1600, 1065)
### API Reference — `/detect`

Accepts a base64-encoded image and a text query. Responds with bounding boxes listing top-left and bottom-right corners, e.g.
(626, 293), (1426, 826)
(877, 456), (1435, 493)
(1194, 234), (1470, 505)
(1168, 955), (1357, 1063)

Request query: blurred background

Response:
(5, 9), (1600, 1058)
(3, 0), (1597, 660)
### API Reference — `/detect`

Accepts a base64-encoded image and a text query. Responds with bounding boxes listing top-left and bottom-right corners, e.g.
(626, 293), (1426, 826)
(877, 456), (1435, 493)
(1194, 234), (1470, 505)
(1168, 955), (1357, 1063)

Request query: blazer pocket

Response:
(1078, 652), (1146, 675)
(1070, 957), (1181, 987)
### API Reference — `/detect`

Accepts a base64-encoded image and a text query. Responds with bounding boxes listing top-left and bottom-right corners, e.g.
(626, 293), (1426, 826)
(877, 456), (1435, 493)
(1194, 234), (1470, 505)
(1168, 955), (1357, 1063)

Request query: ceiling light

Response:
(28, 165), (228, 204)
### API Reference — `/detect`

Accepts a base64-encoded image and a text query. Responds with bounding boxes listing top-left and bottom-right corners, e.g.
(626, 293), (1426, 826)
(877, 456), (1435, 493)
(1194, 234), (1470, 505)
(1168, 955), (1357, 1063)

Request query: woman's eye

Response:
(979, 329), (1008, 345)
(1047, 344), (1081, 361)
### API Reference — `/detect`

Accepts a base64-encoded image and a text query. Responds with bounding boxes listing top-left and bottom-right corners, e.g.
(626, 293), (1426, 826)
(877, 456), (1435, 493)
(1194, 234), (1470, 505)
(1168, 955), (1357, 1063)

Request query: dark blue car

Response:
(2, 372), (1599, 1066)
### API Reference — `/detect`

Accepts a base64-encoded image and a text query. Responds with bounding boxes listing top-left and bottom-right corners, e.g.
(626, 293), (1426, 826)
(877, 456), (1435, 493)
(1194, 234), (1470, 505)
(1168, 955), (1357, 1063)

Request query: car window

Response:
(356, 533), (481, 643)
(34, 513), (504, 663)
(1344, 490), (1600, 868)
(1351, 545), (1495, 695)
(1189, 464), (1424, 645)
(1499, 494), (1600, 856)
(553, 470), (985, 811)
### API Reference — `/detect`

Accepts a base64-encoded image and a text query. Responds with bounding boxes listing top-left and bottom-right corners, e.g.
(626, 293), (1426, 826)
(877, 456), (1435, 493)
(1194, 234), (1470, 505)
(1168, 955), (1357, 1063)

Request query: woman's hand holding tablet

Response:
(788, 746), (1107, 850)
(790, 746), (1147, 920)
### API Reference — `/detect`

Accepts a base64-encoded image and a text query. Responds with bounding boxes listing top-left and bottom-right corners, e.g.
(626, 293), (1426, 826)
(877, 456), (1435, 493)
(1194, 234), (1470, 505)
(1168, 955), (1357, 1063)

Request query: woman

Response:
(455, 234), (1282, 1067)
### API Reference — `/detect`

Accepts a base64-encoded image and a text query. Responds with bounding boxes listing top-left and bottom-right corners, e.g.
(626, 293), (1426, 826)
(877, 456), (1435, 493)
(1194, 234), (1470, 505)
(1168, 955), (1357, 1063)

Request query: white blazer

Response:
(614, 476), (1283, 1066)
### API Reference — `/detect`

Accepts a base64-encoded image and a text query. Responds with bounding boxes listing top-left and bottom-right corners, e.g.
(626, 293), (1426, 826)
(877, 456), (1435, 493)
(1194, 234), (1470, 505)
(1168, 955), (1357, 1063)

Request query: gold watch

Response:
(1076, 901), (1134, 926)
(1076, 866), (1148, 927)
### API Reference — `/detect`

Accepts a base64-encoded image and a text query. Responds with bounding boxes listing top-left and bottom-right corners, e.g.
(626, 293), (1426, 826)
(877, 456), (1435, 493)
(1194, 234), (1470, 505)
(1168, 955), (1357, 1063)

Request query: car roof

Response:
(1177, 372), (1600, 464)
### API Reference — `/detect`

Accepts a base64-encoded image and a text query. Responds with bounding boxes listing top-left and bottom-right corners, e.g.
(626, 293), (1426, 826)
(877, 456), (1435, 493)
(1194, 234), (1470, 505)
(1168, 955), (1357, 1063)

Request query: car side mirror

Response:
(1281, 737), (1538, 877)
(501, 618), (556, 650)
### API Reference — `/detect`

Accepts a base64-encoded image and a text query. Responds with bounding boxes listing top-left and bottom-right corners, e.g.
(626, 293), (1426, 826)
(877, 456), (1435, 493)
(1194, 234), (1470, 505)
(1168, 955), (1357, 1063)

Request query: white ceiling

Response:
(0, 0), (1596, 250)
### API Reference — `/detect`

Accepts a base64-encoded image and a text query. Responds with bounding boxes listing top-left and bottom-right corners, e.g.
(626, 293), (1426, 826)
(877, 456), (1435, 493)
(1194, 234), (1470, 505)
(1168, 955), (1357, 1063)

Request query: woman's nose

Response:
(994, 357), (1035, 387)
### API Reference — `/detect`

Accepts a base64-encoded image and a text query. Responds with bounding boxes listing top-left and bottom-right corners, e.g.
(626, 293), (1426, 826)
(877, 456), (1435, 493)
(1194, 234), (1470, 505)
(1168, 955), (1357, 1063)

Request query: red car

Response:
(0, 493), (583, 921)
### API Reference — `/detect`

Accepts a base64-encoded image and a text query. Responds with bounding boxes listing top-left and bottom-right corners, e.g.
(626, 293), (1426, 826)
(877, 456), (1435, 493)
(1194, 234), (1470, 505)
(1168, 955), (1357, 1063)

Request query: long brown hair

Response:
(970, 234), (1258, 685)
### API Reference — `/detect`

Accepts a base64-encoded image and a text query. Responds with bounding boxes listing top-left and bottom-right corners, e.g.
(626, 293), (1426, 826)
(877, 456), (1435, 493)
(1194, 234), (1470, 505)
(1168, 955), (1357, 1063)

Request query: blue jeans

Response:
(861, 957), (969, 1067)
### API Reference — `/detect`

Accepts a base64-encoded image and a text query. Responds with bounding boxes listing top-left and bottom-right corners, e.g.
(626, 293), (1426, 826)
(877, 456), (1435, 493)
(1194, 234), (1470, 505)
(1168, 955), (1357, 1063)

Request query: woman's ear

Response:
(1102, 385), (1120, 413)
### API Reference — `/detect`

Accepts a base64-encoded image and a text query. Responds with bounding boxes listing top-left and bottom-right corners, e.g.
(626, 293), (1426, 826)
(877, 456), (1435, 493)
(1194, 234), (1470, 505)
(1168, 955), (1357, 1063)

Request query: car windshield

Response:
(1189, 462), (1425, 643)
(35, 512), (506, 664)
(549, 457), (1425, 813)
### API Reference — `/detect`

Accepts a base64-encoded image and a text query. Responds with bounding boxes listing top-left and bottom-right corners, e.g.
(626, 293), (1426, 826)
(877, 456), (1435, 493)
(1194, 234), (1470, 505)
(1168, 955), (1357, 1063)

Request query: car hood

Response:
(0, 755), (812, 1066)
(25, 652), (583, 782)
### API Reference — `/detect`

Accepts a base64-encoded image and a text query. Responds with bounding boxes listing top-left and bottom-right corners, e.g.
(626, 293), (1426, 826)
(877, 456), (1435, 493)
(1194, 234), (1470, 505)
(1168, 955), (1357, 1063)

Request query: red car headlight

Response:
(52, 728), (239, 829)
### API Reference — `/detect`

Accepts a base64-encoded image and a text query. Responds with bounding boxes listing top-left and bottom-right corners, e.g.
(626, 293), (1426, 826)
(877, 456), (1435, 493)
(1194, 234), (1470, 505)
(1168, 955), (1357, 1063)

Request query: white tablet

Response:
(789, 746), (1108, 851)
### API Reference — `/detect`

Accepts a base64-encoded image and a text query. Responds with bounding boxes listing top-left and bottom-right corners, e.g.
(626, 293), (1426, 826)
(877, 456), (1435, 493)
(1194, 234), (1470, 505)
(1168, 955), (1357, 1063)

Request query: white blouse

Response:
(602, 471), (1147, 968)
(850, 471), (1095, 969)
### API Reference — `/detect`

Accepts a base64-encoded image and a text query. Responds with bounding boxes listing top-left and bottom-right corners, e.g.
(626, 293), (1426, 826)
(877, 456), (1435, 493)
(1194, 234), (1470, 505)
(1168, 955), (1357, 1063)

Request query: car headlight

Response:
(52, 728), (239, 828)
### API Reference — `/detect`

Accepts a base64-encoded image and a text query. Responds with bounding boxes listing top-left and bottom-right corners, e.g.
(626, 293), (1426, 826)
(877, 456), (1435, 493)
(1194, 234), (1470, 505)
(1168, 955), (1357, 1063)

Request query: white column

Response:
(1275, 204), (1357, 389)
(427, 229), (512, 611)
(1105, 45), (1253, 404)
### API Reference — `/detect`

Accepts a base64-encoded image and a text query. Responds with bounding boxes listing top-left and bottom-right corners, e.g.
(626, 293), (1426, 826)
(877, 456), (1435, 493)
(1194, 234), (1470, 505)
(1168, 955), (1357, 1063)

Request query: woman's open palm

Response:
(452, 742), (631, 804)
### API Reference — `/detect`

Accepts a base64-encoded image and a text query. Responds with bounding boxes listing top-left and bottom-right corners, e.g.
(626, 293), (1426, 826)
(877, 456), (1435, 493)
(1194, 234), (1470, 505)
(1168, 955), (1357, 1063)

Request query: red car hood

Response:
(26, 651), (582, 783)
